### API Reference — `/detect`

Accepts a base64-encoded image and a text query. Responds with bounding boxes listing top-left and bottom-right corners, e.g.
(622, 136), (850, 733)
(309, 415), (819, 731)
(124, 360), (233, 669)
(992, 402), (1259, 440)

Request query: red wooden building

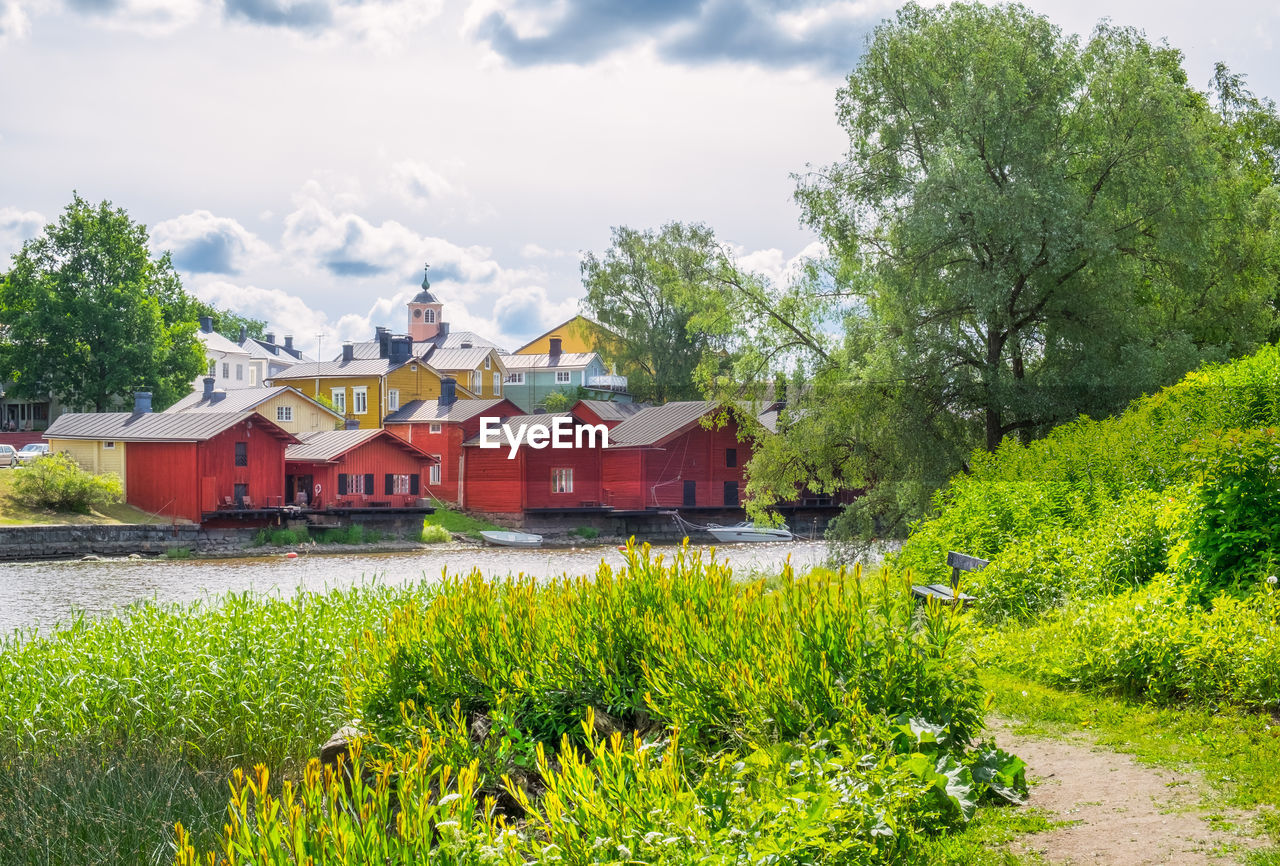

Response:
(44, 410), (298, 522)
(601, 401), (750, 511)
(460, 413), (607, 515)
(285, 429), (437, 510)
(383, 396), (521, 505)
(569, 399), (647, 429)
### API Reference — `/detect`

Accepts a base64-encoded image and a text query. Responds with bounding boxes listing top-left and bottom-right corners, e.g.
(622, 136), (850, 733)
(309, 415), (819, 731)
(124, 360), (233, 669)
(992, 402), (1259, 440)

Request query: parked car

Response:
(14, 443), (50, 465)
(0, 444), (16, 468)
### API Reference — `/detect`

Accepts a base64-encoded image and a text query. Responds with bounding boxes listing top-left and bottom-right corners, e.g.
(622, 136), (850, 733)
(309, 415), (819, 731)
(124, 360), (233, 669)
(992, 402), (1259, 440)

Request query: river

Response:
(0, 541), (835, 637)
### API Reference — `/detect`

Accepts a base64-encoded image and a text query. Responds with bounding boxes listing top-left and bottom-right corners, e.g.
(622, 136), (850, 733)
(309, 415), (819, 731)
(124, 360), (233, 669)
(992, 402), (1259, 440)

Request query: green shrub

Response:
(10, 453), (123, 513)
(570, 525), (600, 539)
(164, 547), (192, 560)
(418, 523), (451, 544)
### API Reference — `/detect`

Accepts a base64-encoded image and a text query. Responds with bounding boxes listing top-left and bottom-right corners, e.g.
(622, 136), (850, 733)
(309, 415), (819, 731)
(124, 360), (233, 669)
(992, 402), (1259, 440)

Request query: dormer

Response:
(408, 264), (443, 342)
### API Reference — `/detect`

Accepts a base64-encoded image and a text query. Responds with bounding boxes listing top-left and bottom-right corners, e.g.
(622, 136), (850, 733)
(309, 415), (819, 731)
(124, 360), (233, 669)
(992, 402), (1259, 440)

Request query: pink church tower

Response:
(407, 264), (443, 342)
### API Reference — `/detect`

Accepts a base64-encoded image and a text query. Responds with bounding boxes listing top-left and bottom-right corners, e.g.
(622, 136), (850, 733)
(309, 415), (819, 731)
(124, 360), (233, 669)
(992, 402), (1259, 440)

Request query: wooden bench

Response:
(911, 551), (987, 606)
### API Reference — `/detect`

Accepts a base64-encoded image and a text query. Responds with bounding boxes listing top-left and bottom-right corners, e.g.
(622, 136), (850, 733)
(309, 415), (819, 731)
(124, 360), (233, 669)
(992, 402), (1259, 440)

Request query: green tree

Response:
(198, 304), (267, 344)
(739, 3), (1280, 539)
(580, 223), (727, 403)
(0, 194), (207, 411)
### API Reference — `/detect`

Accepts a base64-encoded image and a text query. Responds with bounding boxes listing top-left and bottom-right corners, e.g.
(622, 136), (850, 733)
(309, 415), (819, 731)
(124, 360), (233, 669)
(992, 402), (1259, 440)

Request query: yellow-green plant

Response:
(10, 452), (122, 513)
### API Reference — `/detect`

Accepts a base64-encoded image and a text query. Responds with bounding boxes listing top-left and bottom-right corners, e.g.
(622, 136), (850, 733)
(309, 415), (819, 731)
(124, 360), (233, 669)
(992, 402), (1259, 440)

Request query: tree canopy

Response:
(0, 194), (208, 411)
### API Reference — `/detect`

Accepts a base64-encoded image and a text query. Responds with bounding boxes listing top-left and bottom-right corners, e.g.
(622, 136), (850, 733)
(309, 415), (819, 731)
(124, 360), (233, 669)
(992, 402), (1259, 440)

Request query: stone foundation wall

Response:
(0, 524), (204, 561)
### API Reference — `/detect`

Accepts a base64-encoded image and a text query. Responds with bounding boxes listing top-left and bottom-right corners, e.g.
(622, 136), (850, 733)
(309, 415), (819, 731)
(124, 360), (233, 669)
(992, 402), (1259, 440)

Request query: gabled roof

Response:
(45, 411), (298, 444)
(384, 398), (513, 425)
(199, 330), (251, 358)
(432, 330), (503, 350)
(242, 338), (313, 364)
(285, 429), (435, 463)
(574, 400), (647, 423)
(270, 358), (408, 380)
(607, 401), (720, 447)
(166, 385), (342, 420)
(502, 352), (599, 370)
(461, 412), (576, 446)
(757, 408), (780, 433)
(512, 315), (618, 354)
(424, 346), (505, 372)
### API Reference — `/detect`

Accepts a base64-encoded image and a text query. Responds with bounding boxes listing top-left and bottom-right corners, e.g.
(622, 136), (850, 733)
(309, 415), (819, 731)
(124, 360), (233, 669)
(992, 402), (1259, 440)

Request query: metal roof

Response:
(384, 398), (511, 424)
(424, 347), (504, 372)
(199, 330), (251, 357)
(242, 338), (313, 363)
(45, 411), (296, 443)
(342, 340), (434, 361)
(607, 401), (719, 447)
(166, 386), (342, 419)
(285, 429), (435, 463)
(461, 412), (575, 446)
(501, 352), (598, 370)
(433, 330), (502, 350)
(575, 400), (646, 423)
(757, 409), (779, 433)
(270, 358), (405, 380)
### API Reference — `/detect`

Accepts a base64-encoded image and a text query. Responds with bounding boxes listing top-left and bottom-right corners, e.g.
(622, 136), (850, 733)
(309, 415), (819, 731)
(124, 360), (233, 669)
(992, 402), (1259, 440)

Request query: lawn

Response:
(0, 469), (172, 526)
(420, 500), (503, 539)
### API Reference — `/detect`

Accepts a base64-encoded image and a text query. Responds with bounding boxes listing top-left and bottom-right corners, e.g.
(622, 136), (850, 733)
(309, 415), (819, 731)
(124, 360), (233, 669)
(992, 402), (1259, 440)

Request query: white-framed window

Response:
(250, 368), (257, 385)
(348, 473), (366, 494)
(103, 441), (115, 450)
(552, 468), (573, 494)
(471, 370), (481, 391)
(429, 457), (441, 485)
(493, 372), (501, 394)
(277, 406), (293, 423)
(424, 309), (435, 323)
(387, 389), (400, 411)
(208, 360), (217, 378)
(352, 387), (368, 415)
(393, 474), (412, 494)
(331, 388), (346, 414)
(235, 364), (243, 381)
(505, 372), (525, 385)
(222, 362), (230, 378)
(428, 422), (442, 434)
(484, 356), (491, 370)
(555, 370), (571, 384)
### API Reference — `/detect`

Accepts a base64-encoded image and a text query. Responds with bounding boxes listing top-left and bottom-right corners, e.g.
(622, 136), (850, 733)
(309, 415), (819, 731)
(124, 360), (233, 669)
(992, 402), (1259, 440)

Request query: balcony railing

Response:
(586, 374), (628, 392)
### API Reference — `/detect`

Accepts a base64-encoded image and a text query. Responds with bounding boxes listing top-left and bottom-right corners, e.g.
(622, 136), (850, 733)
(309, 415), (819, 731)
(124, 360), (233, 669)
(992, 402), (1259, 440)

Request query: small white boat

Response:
(705, 522), (793, 543)
(479, 530), (543, 548)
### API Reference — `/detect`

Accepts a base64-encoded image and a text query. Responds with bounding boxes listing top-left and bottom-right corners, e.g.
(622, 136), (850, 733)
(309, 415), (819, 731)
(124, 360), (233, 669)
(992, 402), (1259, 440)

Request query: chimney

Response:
(284, 335), (294, 351)
(377, 327), (390, 359)
(264, 332), (276, 345)
(549, 337), (562, 358)
(390, 336), (412, 363)
(341, 342), (354, 363)
(440, 376), (457, 408)
(344, 417), (361, 430)
(238, 325), (247, 343)
(198, 315), (213, 334)
(202, 377), (215, 399)
(133, 392), (152, 414)
(460, 340), (472, 349)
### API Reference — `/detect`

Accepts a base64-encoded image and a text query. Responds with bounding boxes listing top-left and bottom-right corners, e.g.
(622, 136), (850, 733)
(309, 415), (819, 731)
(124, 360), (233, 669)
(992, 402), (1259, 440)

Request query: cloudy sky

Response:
(1, 0), (1277, 357)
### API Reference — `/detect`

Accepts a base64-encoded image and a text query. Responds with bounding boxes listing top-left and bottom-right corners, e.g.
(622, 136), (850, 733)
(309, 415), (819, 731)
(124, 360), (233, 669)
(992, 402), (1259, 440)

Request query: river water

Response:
(0, 542), (834, 637)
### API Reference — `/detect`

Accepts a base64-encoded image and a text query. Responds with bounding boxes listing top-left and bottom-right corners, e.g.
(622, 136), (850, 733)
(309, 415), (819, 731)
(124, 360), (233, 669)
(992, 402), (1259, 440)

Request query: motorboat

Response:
(704, 522), (793, 543)
(479, 530), (544, 548)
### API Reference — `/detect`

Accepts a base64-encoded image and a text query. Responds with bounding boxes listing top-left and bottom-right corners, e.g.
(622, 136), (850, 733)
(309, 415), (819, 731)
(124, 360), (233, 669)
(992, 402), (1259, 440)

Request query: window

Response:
(352, 386), (368, 415)
(723, 481), (740, 506)
(471, 370), (481, 391)
(388, 474), (413, 494)
(484, 356), (491, 370)
(222, 362), (230, 378)
(725, 448), (737, 468)
(424, 309), (435, 323)
(493, 372), (501, 394)
(250, 368), (257, 385)
(234, 441), (248, 467)
(428, 423), (442, 434)
(235, 364), (243, 381)
(209, 360), (217, 378)
(387, 390), (400, 411)
(429, 457), (441, 485)
(555, 371), (571, 384)
(552, 468), (574, 494)
(338, 473), (370, 495)
(505, 372), (525, 385)
(103, 441), (115, 450)
(331, 388), (346, 414)
(277, 406), (293, 423)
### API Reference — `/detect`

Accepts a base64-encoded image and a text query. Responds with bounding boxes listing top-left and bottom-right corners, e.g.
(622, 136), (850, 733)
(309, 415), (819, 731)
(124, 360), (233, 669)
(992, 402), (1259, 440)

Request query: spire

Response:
(412, 262), (438, 304)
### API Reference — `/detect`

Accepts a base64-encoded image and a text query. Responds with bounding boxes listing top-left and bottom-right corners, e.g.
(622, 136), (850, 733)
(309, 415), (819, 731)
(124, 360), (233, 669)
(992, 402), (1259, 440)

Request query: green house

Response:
(501, 348), (631, 412)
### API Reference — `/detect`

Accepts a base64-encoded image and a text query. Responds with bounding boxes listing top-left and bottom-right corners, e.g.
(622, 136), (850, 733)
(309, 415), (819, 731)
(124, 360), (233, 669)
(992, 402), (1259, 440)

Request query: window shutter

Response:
(410, 474), (420, 494)
(385, 473), (394, 495)
(338, 473), (348, 495)
(365, 473), (374, 495)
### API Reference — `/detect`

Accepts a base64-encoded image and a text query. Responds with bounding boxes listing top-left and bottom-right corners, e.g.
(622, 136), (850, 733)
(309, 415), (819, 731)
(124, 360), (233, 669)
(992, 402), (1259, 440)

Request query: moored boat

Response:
(479, 530), (544, 548)
(705, 522), (793, 543)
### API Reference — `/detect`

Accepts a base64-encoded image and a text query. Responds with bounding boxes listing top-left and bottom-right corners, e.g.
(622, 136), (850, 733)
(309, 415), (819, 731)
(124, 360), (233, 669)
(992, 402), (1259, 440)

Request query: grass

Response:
(0, 471), (172, 526)
(420, 501), (502, 539)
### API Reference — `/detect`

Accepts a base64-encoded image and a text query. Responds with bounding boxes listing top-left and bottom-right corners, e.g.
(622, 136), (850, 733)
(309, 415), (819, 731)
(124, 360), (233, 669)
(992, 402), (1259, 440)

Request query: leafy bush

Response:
(570, 525), (600, 539)
(418, 523), (451, 543)
(10, 453), (122, 513)
(253, 527), (311, 546)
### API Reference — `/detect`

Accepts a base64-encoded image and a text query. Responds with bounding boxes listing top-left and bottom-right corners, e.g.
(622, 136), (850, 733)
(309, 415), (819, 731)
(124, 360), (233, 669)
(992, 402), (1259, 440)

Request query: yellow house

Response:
(422, 346), (508, 400)
(514, 315), (624, 358)
(165, 383), (344, 435)
(48, 436), (126, 479)
(271, 352), (479, 429)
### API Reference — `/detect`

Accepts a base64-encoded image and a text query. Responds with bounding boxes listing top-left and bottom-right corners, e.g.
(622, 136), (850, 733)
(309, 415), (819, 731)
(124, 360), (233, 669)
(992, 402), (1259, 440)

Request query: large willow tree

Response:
(740, 3), (1280, 538)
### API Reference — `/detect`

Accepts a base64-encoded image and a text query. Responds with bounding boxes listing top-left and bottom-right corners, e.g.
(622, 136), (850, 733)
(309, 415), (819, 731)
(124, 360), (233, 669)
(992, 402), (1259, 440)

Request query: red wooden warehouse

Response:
(383, 395), (521, 505)
(460, 413), (606, 516)
(285, 429), (437, 510)
(601, 401), (749, 511)
(44, 409), (298, 522)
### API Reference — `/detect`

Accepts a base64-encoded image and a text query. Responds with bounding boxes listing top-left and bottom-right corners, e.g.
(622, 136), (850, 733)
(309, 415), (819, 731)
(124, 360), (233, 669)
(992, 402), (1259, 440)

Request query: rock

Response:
(80, 554), (103, 562)
(320, 723), (364, 767)
(470, 713), (492, 743)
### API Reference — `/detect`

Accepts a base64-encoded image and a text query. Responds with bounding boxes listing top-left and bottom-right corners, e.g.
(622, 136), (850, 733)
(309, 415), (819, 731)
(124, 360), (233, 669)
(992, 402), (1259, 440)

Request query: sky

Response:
(1, 0), (1277, 358)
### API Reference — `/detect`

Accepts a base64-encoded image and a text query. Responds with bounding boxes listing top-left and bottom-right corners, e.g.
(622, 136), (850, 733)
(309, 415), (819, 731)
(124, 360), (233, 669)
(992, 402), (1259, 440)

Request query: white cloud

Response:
(735, 239), (826, 288)
(520, 242), (568, 259)
(388, 158), (458, 205)
(0, 205), (44, 261)
(0, 0), (32, 41)
(151, 209), (272, 274)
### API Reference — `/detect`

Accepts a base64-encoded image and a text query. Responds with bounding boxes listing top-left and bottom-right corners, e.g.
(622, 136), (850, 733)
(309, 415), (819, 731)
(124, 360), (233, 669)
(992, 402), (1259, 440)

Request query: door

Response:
(723, 481), (739, 506)
(683, 480), (696, 507)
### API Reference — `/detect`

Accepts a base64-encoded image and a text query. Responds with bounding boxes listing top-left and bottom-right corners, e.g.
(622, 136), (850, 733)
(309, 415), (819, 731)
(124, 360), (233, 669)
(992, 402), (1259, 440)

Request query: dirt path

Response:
(991, 718), (1263, 865)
